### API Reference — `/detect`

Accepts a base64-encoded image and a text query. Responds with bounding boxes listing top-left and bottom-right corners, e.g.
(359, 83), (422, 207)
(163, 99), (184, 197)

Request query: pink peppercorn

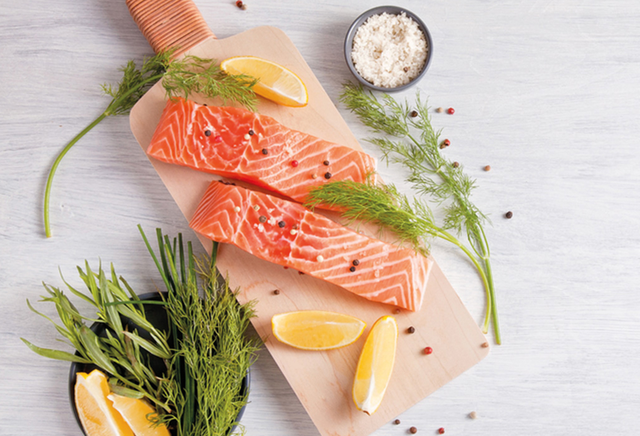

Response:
(447, 107), (455, 114)
(291, 160), (299, 167)
(438, 428), (445, 434)
(424, 347), (433, 355)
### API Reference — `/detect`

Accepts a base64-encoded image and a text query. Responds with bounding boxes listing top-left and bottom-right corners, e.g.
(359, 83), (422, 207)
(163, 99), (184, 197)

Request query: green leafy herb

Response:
(44, 52), (258, 238)
(309, 83), (500, 344)
(21, 263), (173, 412)
(140, 227), (260, 435)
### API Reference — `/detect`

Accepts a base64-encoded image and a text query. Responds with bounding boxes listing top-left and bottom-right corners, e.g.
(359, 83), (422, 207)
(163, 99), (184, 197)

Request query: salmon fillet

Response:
(146, 97), (376, 205)
(190, 181), (432, 311)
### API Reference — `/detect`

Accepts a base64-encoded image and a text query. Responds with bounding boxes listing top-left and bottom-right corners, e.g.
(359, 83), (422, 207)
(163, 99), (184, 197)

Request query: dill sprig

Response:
(44, 52), (258, 238)
(21, 263), (174, 412)
(163, 55), (258, 111)
(316, 83), (500, 344)
(140, 227), (260, 436)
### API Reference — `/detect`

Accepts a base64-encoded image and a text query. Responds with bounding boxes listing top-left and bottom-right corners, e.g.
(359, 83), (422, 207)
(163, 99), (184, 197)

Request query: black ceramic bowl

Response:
(344, 5), (433, 92)
(69, 292), (250, 436)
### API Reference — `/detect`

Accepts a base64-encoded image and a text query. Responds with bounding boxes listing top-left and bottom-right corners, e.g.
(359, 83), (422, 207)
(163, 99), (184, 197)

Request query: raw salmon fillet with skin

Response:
(146, 97), (376, 205)
(190, 181), (432, 311)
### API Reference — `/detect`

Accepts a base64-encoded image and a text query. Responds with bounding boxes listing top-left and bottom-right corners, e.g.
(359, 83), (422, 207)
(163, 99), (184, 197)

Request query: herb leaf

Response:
(316, 83), (501, 344)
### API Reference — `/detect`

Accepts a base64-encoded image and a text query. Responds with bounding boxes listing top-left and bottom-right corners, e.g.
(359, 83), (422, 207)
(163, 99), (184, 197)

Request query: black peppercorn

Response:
(352, 259), (360, 266)
(323, 160), (330, 166)
(407, 326), (415, 334)
(453, 161), (460, 168)
(349, 266), (356, 272)
(278, 221), (286, 228)
(261, 148), (268, 155)
(248, 129), (255, 136)
(409, 427), (418, 434)
(505, 211), (513, 219)
(259, 216), (267, 223)
(205, 130), (212, 136)
(273, 289), (280, 295)
(393, 419), (401, 425)
(324, 172), (332, 179)
(410, 110), (418, 118)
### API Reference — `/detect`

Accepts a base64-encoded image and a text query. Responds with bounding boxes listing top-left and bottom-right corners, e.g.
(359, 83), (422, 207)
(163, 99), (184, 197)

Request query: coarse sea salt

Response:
(351, 12), (428, 88)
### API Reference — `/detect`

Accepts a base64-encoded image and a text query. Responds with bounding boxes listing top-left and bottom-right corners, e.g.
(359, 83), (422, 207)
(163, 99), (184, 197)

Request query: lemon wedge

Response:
(352, 316), (398, 415)
(108, 393), (170, 436)
(272, 310), (366, 350)
(221, 56), (308, 107)
(74, 369), (134, 436)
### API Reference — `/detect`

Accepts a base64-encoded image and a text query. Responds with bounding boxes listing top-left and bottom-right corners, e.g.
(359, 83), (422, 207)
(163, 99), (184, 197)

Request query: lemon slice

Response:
(74, 369), (134, 436)
(108, 394), (170, 436)
(352, 316), (398, 415)
(221, 56), (309, 107)
(272, 310), (366, 350)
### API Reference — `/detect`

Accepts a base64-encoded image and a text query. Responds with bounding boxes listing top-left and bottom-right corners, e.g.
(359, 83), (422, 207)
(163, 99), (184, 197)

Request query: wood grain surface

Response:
(1, 1), (640, 435)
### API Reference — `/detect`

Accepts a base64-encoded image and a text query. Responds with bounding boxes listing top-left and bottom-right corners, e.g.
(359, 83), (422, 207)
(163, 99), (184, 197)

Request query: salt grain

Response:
(351, 12), (428, 88)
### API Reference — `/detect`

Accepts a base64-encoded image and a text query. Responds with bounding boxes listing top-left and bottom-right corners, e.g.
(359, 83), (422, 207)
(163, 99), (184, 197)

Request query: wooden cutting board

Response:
(126, 1), (489, 435)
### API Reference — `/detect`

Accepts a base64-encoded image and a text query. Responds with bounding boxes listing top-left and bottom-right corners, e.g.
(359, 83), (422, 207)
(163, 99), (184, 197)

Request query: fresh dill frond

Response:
(44, 52), (259, 238)
(140, 227), (260, 436)
(329, 83), (501, 344)
(163, 55), (258, 111)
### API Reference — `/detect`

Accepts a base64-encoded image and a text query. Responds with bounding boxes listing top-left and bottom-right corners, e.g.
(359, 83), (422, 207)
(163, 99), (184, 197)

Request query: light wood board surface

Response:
(2, 1), (640, 435)
(129, 26), (488, 436)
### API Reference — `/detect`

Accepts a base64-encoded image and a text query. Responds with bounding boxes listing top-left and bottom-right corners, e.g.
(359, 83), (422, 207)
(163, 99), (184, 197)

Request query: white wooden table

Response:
(1, 1), (639, 435)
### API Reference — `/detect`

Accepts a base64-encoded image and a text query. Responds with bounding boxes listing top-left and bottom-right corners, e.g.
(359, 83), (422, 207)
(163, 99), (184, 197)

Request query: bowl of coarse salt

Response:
(344, 6), (432, 92)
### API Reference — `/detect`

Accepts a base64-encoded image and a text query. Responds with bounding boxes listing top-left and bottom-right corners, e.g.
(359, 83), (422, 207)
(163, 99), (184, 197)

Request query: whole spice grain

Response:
(453, 161), (460, 168)
(204, 130), (212, 136)
(323, 160), (330, 166)
(407, 326), (415, 334)
(394, 308), (401, 314)
(291, 160), (299, 167)
(481, 341), (489, 348)
(505, 211), (513, 219)
(278, 221), (286, 228)
(443, 139), (450, 146)
(349, 266), (356, 272)
(261, 148), (268, 155)
(273, 289), (280, 295)
(352, 259), (360, 266)
(248, 129), (254, 135)
(409, 427), (418, 434)
(259, 216), (267, 223)
(410, 110), (418, 118)
(394, 419), (401, 425)
(447, 107), (455, 114)
(469, 411), (478, 419)
(324, 172), (332, 179)
(424, 346), (433, 355)
(484, 165), (491, 171)
(438, 428), (445, 434)
(436, 107), (443, 113)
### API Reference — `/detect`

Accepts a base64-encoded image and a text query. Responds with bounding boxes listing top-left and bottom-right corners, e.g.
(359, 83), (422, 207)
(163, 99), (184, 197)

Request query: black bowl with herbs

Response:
(344, 6), (433, 92)
(68, 291), (251, 436)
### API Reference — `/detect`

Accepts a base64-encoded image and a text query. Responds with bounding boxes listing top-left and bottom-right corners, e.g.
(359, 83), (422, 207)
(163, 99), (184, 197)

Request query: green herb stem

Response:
(44, 112), (106, 238)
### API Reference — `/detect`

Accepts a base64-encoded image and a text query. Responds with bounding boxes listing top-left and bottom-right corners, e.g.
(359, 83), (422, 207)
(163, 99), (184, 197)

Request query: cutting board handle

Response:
(126, 0), (215, 57)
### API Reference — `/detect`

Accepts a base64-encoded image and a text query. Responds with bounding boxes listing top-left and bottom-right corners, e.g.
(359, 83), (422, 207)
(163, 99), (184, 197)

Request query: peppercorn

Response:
(349, 266), (356, 272)
(403, 66), (409, 73)
(393, 419), (401, 425)
(235, 0), (243, 8)
(394, 308), (401, 314)
(409, 427), (418, 434)
(438, 428), (445, 434)
(273, 289), (280, 295)
(298, 271), (305, 275)
(291, 160), (299, 167)
(484, 165), (491, 171)
(410, 110), (418, 118)
(278, 221), (286, 228)
(439, 143), (446, 149)
(453, 161), (460, 168)
(259, 216), (267, 223)
(261, 148), (268, 155)
(241, 3), (247, 9)
(324, 172), (332, 179)
(505, 211), (513, 219)
(424, 346), (433, 355)
(443, 139), (450, 146)
(481, 341), (489, 348)
(436, 107), (444, 113)
(323, 160), (330, 166)
(205, 130), (212, 136)
(352, 259), (360, 266)
(469, 411), (478, 419)
(248, 129), (254, 135)
(407, 326), (415, 334)
(447, 107), (455, 114)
